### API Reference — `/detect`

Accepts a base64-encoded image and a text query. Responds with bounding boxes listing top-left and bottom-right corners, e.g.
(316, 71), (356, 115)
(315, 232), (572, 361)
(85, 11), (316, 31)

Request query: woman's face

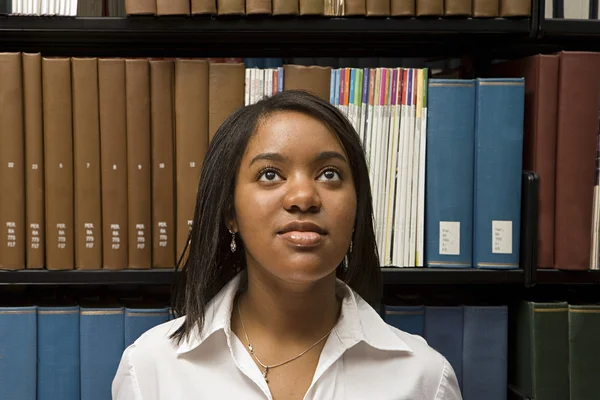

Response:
(232, 110), (357, 285)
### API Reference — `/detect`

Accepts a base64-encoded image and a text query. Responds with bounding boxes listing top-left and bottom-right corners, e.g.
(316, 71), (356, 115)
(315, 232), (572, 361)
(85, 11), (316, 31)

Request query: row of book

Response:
(487, 52), (600, 271)
(1, 0), (532, 17)
(1, 304), (172, 400)
(383, 304), (508, 400)
(0, 52), (528, 271)
(545, 0), (600, 19)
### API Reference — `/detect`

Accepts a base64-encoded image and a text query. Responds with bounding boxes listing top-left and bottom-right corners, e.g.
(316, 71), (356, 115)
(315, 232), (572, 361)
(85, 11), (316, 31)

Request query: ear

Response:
(223, 204), (239, 233)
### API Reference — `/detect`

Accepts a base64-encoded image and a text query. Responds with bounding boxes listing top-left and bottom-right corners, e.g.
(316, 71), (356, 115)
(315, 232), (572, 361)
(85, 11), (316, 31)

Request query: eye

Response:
(258, 168), (283, 182)
(317, 168), (342, 182)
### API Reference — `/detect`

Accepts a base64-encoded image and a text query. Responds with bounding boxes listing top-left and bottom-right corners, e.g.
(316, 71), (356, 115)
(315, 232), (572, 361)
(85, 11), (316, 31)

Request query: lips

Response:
(277, 221), (327, 247)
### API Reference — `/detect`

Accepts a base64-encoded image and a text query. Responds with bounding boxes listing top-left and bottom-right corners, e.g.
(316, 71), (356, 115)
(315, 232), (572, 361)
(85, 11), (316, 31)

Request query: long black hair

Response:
(170, 89), (382, 344)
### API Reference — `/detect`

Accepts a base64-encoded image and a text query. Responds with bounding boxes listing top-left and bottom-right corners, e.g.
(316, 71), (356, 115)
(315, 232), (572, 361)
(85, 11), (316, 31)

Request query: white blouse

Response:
(112, 273), (462, 400)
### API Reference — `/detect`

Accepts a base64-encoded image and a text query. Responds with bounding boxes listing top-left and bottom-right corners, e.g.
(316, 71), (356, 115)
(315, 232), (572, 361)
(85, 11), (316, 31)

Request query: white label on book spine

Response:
(439, 221), (460, 255)
(492, 221), (512, 254)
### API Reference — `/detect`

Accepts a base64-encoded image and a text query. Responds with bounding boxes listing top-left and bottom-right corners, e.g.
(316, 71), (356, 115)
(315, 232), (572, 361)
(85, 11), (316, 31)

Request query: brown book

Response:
(366, 0), (390, 15)
(273, 0), (299, 14)
(416, 0), (443, 15)
(499, 0), (530, 16)
(192, 0), (217, 14)
(71, 58), (102, 270)
(247, 0), (271, 13)
(175, 59), (209, 262)
(344, 0), (365, 14)
(0, 53), (25, 271)
(150, 60), (176, 269)
(391, 0), (414, 16)
(283, 65), (331, 102)
(445, 0), (471, 15)
(554, 52), (600, 270)
(491, 55), (560, 269)
(125, 0), (156, 14)
(472, 0), (498, 17)
(42, 58), (75, 271)
(23, 53), (45, 269)
(208, 63), (245, 142)
(126, 59), (152, 269)
(78, 0), (104, 15)
(98, 59), (129, 270)
(299, 0), (324, 14)
(218, 0), (245, 14)
(156, 0), (190, 15)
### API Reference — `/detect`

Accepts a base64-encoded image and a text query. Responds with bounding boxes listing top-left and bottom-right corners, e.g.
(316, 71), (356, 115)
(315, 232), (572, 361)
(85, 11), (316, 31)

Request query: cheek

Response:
(234, 185), (280, 237)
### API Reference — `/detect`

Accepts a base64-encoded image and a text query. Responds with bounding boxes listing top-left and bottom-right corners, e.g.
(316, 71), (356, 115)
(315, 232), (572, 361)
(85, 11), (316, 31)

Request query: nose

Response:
(283, 174), (322, 213)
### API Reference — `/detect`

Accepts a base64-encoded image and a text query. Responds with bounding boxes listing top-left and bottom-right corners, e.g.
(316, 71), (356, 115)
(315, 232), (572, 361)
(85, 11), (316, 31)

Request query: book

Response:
(473, 78), (525, 269)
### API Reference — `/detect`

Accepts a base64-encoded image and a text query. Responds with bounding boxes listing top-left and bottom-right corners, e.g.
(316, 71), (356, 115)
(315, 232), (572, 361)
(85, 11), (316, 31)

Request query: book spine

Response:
(150, 60), (176, 269)
(125, 0), (155, 14)
(208, 62), (246, 141)
(72, 58), (102, 270)
(366, 0), (390, 15)
(217, 0), (245, 14)
(80, 307), (124, 400)
(23, 53), (45, 269)
(124, 307), (170, 347)
(272, 0), (298, 14)
(383, 305), (425, 337)
(42, 57), (75, 270)
(462, 306), (508, 400)
(424, 306), (464, 388)
(246, 0), (271, 13)
(0, 53), (25, 270)
(37, 306), (80, 400)
(299, 0), (323, 14)
(425, 79), (475, 268)
(391, 0), (415, 15)
(445, 0), (472, 16)
(191, 0), (217, 14)
(472, 0), (498, 17)
(98, 59), (129, 270)
(473, 78), (524, 269)
(499, 0), (531, 16)
(416, 0), (443, 15)
(156, 0), (189, 14)
(568, 305), (600, 400)
(0, 306), (37, 400)
(125, 59), (152, 269)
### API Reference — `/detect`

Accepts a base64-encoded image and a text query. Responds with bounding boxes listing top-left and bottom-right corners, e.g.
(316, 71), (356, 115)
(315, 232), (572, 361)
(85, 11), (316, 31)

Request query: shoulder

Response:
(126, 316), (187, 364)
(385, 325), (462, 399)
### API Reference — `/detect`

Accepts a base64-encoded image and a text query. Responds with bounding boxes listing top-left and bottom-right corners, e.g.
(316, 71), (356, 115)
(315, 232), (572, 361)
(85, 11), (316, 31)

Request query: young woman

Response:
(112, 90), (462, 400)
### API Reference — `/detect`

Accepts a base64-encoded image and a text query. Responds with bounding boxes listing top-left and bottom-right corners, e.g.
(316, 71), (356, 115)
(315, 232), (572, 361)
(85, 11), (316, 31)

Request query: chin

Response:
(269, 256), (339, 285)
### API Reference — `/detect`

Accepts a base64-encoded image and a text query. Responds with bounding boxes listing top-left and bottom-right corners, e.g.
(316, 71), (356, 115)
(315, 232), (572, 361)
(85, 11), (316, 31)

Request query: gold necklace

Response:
(237, 299), (334, 383)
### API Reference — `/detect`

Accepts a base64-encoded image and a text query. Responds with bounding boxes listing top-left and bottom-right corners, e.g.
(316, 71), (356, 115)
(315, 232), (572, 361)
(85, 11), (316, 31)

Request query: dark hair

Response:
(170, 90), (382, 344)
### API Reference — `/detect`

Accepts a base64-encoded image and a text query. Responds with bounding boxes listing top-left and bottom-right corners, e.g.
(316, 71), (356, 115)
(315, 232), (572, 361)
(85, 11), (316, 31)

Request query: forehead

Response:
(244, 111), (346, 160)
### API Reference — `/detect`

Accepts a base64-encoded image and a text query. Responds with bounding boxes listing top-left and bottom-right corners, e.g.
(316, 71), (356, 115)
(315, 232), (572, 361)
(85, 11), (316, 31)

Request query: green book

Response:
(569, 304), (600, 400)
(514, 301), (569, 400)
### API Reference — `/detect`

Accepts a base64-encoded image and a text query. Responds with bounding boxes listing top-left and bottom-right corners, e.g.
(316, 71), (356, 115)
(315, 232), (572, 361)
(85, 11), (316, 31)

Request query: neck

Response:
(237, 267), (341, 343)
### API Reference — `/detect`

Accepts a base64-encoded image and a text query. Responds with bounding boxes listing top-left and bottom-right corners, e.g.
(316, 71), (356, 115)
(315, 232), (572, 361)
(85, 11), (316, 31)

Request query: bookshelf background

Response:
(2, 1), (600, 400)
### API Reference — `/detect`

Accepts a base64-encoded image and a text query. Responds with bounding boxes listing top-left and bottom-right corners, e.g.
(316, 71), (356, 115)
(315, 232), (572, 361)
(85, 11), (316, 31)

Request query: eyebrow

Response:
(249, 151), (348, 166)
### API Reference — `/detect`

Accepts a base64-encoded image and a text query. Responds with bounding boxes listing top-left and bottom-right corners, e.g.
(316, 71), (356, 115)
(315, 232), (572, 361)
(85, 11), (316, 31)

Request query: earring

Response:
(229, 229), (237, 253)
(349, 239), (353, 253)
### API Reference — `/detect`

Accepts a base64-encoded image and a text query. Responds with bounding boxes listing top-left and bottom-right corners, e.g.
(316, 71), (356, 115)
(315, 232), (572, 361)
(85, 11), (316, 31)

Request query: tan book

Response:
(391, 0), (415, 15)
(283, 65), (331, 102)
(126, 59), (152, 269)
(71, 58), (102, 270)
(0, 53), (25, 271)
(472, 0), (498, 17)
(344, 0), (366, 14)
(125, 0), (155, 14)
(42, 57), (75, 271)
(416, 0), (443, 15)
(150, 60), (176, 269)
(499, 0), (530, 16)
(23, 53), (45, 269)
(246, 0), (271, 13)
(445, 0), (471, 15)
(366, 0), (390, 15)
(156, 0), (189, 15)
(273, 0), (299, 14)
(192, 0), (217, 14)
(98, 59), (129, 270)
(218, 0), (245, 14)
(208, 63), (245, 142)
(175, 59), (209, 261)
(299, 0), (324, 14)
